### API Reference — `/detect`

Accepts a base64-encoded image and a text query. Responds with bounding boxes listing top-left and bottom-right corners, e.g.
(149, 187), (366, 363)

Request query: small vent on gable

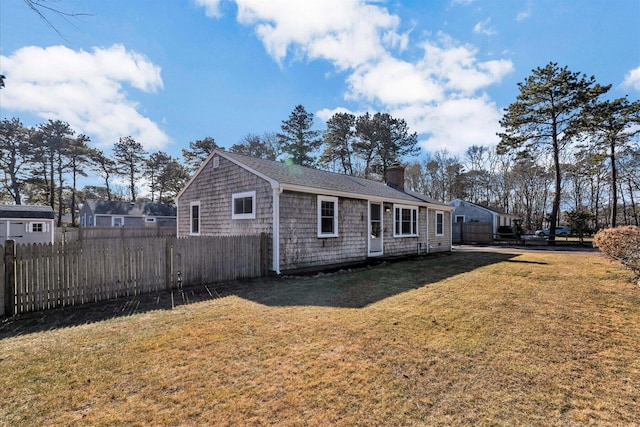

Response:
(213, 156), (220, 169)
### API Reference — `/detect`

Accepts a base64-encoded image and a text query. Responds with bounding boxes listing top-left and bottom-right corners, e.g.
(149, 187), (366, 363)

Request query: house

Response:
(447, 198), (519, 241)
(79, 200), (177, 228)
(176, 150), (453, 274)
(0, 205), (55, 244)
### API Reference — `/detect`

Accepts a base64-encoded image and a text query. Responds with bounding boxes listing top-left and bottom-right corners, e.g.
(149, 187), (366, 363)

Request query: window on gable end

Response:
(190, 201), (201, 235)
(232, 191), (256, 220)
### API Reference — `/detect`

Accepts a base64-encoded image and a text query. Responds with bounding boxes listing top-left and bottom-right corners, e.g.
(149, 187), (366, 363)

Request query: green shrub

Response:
(593, 226), (640, 285)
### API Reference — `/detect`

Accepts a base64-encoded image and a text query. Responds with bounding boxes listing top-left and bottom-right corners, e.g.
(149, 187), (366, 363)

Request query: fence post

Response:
(261, 233), (269, 276)
(3, 240), (16, 317)
(165, 236), (173, 289)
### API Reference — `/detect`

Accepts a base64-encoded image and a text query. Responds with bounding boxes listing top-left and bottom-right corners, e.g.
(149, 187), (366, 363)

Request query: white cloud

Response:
(231, 0), (400, 69)
(392, 95), (503, 154)
(200, 0), (513, 156)
(419, 35), (513, 95)
(622, 66), (640, 91)
(473, 18), (497, 36)
(316, 106), (358, 123)
(516, 2), (532, 22)
(346, 55), (445, 105)
(194, 0), (222, 17)
(0, 44), (169, 150)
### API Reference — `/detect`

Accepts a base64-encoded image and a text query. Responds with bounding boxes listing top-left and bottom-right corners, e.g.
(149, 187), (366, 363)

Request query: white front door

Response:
(369, 202), (383, 256)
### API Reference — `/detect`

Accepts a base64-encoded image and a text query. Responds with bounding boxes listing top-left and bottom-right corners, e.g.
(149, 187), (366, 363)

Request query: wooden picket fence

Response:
(1, 234), (269, 316)
(452, 222), (493, 244)
(56, 226), (176, 243)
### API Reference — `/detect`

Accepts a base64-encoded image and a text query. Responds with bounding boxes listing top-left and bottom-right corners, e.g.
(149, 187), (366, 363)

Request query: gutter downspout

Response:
(272, 186), (282, 275)
(449, 211), (453, 252)
(426, 208), (430, 254)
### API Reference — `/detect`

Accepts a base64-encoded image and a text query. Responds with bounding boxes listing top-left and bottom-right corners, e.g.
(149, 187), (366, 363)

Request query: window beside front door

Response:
(394, 205), (418, 237)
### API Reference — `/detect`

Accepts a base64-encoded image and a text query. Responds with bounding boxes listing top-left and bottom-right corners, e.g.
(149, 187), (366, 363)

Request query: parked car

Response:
(535, 225), (570, 237)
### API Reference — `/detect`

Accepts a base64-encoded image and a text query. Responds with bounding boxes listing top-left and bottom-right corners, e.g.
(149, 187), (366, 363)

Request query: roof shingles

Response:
(220, 151), (449, 207)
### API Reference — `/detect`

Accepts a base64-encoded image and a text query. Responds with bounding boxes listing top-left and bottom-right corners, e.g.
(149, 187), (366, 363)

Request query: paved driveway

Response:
(453, 244), (598, 255)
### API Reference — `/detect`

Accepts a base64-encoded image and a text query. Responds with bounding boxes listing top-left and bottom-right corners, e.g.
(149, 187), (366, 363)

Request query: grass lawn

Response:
(1, 249), (639, 426)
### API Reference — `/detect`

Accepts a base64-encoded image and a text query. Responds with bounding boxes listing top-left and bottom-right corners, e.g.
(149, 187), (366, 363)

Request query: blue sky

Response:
(1, 0), (639, 161)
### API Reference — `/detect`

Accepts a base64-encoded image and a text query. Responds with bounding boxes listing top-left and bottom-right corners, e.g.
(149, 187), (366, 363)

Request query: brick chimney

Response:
(386, 165), (405, 191)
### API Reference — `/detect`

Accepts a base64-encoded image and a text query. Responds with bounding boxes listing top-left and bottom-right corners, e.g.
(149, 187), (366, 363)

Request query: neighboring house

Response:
(176, 150), (453, 274)
(447, 198), (519, 234)
(0, 205), (55, 244)
(79, 200), (177, 228)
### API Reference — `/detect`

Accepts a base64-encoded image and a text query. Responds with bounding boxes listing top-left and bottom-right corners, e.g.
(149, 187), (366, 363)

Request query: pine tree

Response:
(181, 137), (219, 171)
(277, 105), (322, 166)
(320, 112), (356, 175)
(497, 62), (609, 243)
(581, 96), (640, 227)
(113, 136), (147, 202)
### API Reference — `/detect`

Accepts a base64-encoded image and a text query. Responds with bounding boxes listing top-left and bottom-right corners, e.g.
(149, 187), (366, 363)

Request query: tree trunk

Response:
(628, 178), (639, 226)
(71, 168), (77, 227)
(549, 128), (561, 245)
(609, 138), (618, 227)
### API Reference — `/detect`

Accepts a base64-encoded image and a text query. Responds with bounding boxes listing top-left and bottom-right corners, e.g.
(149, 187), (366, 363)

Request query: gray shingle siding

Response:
(177, 154), (273, 237)
(279, 192), (368, 271)
(177, 150), (452, 273)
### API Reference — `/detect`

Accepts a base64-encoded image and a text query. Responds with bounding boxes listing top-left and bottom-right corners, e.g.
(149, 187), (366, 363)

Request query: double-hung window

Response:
(436, 211), (444, 236)
(232, 191), (256, 220)
(190, 201), (200, 235)
(317, 195), (338, 238)
(394, 205), (418, 237)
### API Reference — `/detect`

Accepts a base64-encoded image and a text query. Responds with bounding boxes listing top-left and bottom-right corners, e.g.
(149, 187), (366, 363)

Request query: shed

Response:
(447, 199), (519, 242)
(79, 200), (177, 228)
(0, 205), (55, 244)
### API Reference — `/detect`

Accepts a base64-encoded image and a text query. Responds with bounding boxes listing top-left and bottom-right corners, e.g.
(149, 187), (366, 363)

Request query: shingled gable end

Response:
(176, 150), (453, 274)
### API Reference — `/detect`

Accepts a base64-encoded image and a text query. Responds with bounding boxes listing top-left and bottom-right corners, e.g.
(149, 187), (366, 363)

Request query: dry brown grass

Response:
(1, 249), (639, 426)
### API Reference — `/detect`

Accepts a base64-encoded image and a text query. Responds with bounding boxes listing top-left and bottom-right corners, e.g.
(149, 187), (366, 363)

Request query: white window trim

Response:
(112, 216), (124, 227)
(190, 201), (201, 236)
(455, 215), (465, 223)
(317, 195), (339, 238)
(27, 222), (47, 233)
(232, 191), (256, 220)
(393, 204), (419, 237)
(436, 210), (445, 236)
